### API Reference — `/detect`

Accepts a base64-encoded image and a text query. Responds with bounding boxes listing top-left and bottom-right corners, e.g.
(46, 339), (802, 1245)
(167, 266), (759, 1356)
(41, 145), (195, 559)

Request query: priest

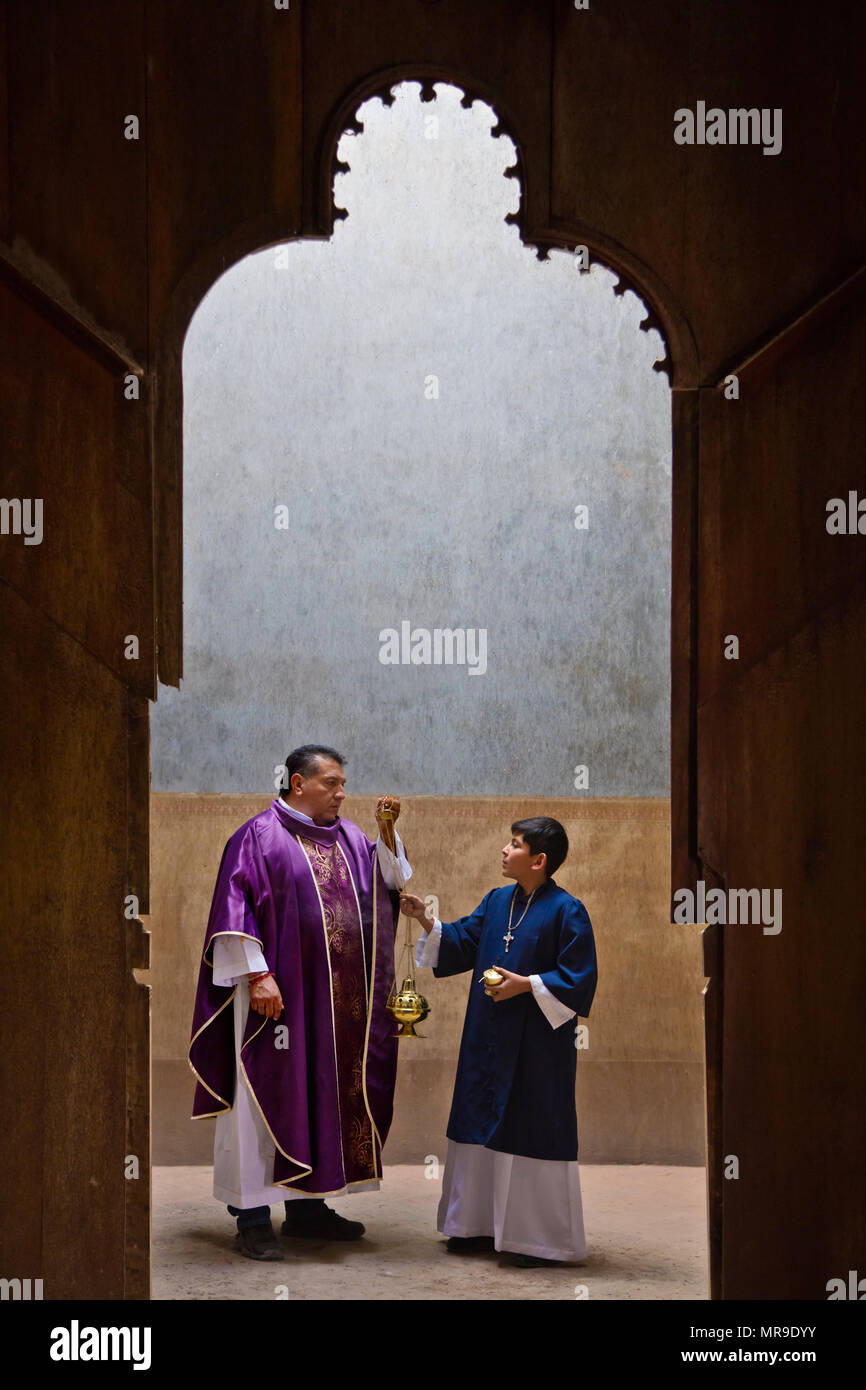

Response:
(400, 816), (597, 1267)
(189, 744), (410, 1261)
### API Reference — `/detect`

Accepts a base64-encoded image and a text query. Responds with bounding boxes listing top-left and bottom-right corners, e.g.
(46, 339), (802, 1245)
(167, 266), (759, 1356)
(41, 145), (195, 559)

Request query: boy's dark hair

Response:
(511, 817), (569, 877)
(282, 744), (345, 794)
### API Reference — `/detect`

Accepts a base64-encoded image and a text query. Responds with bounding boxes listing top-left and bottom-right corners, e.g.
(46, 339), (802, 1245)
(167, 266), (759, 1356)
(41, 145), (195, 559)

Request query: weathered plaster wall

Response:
(150, 85), (671, 798)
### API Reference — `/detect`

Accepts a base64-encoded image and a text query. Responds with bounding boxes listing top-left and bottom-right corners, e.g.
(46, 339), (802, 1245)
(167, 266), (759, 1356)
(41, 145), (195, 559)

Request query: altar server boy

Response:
(400, 817), (597, 1266)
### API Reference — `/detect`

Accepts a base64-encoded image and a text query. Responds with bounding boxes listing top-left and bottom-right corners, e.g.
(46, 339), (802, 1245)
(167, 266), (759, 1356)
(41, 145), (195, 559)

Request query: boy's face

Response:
(501, 832), (545, 880)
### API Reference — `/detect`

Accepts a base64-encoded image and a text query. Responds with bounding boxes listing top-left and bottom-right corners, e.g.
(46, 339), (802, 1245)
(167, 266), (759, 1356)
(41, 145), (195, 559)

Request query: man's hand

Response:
(375, 796), (401, 852)
(482, 967), (531, 1002)
(400, 892), (433, 931)
(248, 974), (284, 1019)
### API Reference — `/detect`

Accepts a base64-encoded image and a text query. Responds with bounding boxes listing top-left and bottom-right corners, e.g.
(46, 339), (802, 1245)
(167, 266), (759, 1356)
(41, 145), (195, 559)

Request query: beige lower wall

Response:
(143, 793), (707, 1166)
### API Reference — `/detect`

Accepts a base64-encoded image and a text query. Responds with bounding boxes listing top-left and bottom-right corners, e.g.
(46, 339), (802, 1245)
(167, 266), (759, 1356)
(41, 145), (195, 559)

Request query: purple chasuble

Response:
(189, 798), (399, 1193)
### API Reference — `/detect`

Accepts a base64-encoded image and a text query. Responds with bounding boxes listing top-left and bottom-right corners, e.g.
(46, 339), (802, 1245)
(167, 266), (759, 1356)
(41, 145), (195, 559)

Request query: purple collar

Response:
(270, 796), (343, 848)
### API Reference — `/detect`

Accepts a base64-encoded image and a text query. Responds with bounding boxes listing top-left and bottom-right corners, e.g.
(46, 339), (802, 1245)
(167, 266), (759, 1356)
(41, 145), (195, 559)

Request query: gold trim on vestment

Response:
(359, 848), (384, 1179)
(237, 1044), (313, 1185)
(234, 968), (313, 1182)
(187, 987), (238, 1114)
(188, 975), (312, 1181)
(337, 840), (381, 1175)
(337, 842), (369, 1001)
(188, 932), (269, 1114)
(296, 838), (349, 1182)
(280, 1178), (382, 1197)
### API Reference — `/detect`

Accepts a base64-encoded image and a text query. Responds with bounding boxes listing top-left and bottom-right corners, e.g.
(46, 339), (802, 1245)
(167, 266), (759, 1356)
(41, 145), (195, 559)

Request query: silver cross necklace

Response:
(503, 887), (537, 952)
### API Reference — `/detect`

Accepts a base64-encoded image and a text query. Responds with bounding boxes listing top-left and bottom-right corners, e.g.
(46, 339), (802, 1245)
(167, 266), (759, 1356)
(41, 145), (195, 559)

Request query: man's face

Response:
(292, 757), (346, 824)
(501, 832), (543, 880)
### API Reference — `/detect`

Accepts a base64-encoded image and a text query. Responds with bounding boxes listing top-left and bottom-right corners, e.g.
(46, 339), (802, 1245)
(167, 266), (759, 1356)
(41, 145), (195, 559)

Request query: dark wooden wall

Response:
(1, 0), (863, 1299)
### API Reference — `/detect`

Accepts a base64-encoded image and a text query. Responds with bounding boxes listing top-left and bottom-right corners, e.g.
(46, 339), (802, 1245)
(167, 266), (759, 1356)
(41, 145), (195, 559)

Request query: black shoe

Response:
(446, 1235), (496, 1254)
(281, 1203), (365, 1241)
(233, 1224), (284, 1261)
(513, 1252), (559, 1268)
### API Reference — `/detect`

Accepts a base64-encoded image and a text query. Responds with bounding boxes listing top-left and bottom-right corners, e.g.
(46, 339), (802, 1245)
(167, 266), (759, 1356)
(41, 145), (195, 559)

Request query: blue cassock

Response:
(435, 878), (598, 1162)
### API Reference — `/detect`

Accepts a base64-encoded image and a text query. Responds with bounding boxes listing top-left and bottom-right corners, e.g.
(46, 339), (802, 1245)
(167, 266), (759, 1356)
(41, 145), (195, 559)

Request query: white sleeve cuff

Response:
(376, 830), (412, 889)
(530, 974), (576, 1029)
(211, 934), (269, 986)
(414, 919), (442, 969)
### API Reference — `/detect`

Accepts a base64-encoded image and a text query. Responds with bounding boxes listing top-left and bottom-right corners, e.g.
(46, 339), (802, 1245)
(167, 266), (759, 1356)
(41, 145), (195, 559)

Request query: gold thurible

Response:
(379, 794), (431, 1038)
(386, 975), (430, 1039)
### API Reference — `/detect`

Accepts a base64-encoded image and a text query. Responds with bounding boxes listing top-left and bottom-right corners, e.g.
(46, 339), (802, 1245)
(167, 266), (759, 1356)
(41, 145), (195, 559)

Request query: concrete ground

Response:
(153, 1164), (708, 1300)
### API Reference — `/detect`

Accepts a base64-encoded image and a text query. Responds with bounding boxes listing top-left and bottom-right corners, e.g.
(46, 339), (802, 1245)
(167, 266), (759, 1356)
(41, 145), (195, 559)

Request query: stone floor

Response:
(153, 1164), (708, 1300)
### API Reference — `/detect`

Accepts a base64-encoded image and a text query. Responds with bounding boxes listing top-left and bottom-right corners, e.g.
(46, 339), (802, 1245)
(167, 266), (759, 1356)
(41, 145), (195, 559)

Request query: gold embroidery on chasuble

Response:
(297, 836), (376, 1183)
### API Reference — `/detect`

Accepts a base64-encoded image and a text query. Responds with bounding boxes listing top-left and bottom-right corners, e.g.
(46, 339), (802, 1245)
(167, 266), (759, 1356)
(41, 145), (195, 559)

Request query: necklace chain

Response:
(503, 886), (537, 951)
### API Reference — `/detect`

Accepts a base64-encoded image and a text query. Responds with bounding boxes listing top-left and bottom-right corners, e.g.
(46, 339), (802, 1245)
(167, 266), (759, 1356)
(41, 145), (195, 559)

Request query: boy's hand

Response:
(483, 967), (531, 1001)
(400, 893), (433, 929)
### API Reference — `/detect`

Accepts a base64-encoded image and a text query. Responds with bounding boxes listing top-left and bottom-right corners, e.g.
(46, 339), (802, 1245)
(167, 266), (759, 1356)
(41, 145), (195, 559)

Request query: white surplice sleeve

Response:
(529, 974), (577, 1029)
(414, 918), (442, 968)
(211, 934), (269, 987)
(376, 830), (411, 889)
